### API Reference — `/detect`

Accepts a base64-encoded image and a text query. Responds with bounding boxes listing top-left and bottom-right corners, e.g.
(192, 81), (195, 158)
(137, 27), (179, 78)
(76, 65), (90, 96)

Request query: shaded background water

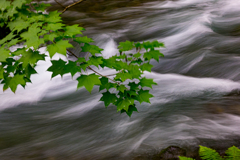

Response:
(1, 0), (240, 159)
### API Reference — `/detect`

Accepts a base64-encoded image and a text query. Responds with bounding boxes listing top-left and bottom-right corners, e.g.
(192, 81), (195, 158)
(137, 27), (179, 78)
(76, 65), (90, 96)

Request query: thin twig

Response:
(54, 0), (65, 8)
(62, 0), (85, 13)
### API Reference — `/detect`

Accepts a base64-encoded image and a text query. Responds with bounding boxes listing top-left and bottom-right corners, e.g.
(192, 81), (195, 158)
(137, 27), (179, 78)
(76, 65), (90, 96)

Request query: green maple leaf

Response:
(76, 74), (101, 93)
(0, 1), (11, 11)
(118, 40), (134, 52)
(115, 72), (132, 82)
(135, 42), (142, 50)
(99, 77), (117, 91)
(137, 89), (153, 104)
(0, 46), (10, 62)
(139, 77), (157, 89)
(47, 40), (73, 57)
(47, 59), (67, 78)
(20, 25), (41, 40)
(34, 3), (51, 12)
(19, 50), (45, 68)
(7, 38), (19, 47)
(128, 82), (139, 91)
(12, 0), (27, 9)
(81, 44), (103, 56)
(133, 52), (141, 58)
(0, 32), (15, 44)
(117, 84), (127, 93)
(128, 64), (141, 79)
(44, 33), (58, 42)
(100, 91), (117, 107)
(64, 24), (83, 37)
(121, 105), (138, 117)
(140, 63), (153, 72)
(44, 23), (63, 31)
(8, 74), (26, 92)
(152, 40), (164, 48)
(25, 36), (44, 49)
(143, 50), (164, 62)
(0, 66), (4, 79)
(44, 11), (62, 23)
(64, 60), (81, 77)
(74, 36), (93, 44)
(88, 56), (103, 68)
(24, 64), (37, 78)
(8, 17), (30, 33)
(79, 63), (89, 71)
(116, 97), (134, 111)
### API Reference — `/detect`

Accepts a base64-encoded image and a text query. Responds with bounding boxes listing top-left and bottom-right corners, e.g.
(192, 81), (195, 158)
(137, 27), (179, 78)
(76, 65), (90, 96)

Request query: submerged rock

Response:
(152, 146), (186, 160)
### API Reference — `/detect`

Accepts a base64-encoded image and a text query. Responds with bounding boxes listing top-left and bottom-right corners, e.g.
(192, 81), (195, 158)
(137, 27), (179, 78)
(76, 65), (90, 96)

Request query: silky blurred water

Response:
(1, 0), (240, 159)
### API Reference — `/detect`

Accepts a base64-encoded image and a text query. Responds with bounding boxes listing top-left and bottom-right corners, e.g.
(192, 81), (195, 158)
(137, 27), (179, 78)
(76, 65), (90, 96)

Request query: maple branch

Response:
(66, 49), (119, 84)
(62, 0), (85, 13)
(54, 0), (65, 8)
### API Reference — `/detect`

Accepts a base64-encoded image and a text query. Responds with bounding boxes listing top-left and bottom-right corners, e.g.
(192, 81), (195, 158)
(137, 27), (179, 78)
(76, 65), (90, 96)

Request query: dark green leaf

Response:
(77, 73), (101, 93)
(139, 77), (157, 89)
(100, 91), (117, 107)
(137, 89), (153, 104)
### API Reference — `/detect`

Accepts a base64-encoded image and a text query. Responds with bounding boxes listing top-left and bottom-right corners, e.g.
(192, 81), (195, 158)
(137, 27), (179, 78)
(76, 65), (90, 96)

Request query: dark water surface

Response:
(1, 0), (240, 159)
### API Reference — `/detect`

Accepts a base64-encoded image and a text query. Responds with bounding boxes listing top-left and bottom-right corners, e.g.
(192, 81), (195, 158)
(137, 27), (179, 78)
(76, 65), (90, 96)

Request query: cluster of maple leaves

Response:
(0, 0), (164, 116)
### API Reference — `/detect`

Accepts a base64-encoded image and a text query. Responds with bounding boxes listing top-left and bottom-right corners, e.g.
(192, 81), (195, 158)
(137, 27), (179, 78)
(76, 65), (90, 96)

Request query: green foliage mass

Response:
(0, 0), (165, 116)
(179, 146), (240, 160)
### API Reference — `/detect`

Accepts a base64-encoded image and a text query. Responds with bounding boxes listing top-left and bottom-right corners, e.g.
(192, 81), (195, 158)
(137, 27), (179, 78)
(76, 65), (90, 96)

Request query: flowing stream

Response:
(1, 0), (240, 159)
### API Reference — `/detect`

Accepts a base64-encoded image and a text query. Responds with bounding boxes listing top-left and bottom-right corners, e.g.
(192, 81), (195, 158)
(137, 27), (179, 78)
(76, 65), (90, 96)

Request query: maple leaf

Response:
(44, 11), (62, 23)
(116, 97), (134, 111)
(74, 36), (93, 44)
(12, 0), (27, 9)
(7, 17), (30, 33)
(117, 84), (128, 93)
(34, 3), (51, 12)
(19, 50), (45, 68)
(100, 91), (117, 107)
(47, 40), (73, 57)
(143, 50), (164, 62)
(0, 66), (4, 79)
(8, 74), (26, 92)
(0, 46), (10, 62)
(139, 77), (157, 89)
(64, 24), (83, 37)
(25, 36), (44, 49)
(76, 74), (101, 93)
(128, 64), (141, 79)
(47, 59), (67, 78)
(0, 1), (11, 12)
(44, 23), (63, 31)
(115, 72), (132, 82)
(24, 64), (37, 78)
(140, 63), (153, 72)
(99, 77), (117, 91)
(81, 44), (103, 56)
(121, 105), (138, 117)
(118, 41), (134, 52)
(128, 82), (139, 91)
(44, 33), (58, 42)
(137, 89), (153, 104)
(64, 60), (81, 77)
(0, 32), (15, 44)
(88, 56), (103, 68)
(133, 52), (141, 58)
